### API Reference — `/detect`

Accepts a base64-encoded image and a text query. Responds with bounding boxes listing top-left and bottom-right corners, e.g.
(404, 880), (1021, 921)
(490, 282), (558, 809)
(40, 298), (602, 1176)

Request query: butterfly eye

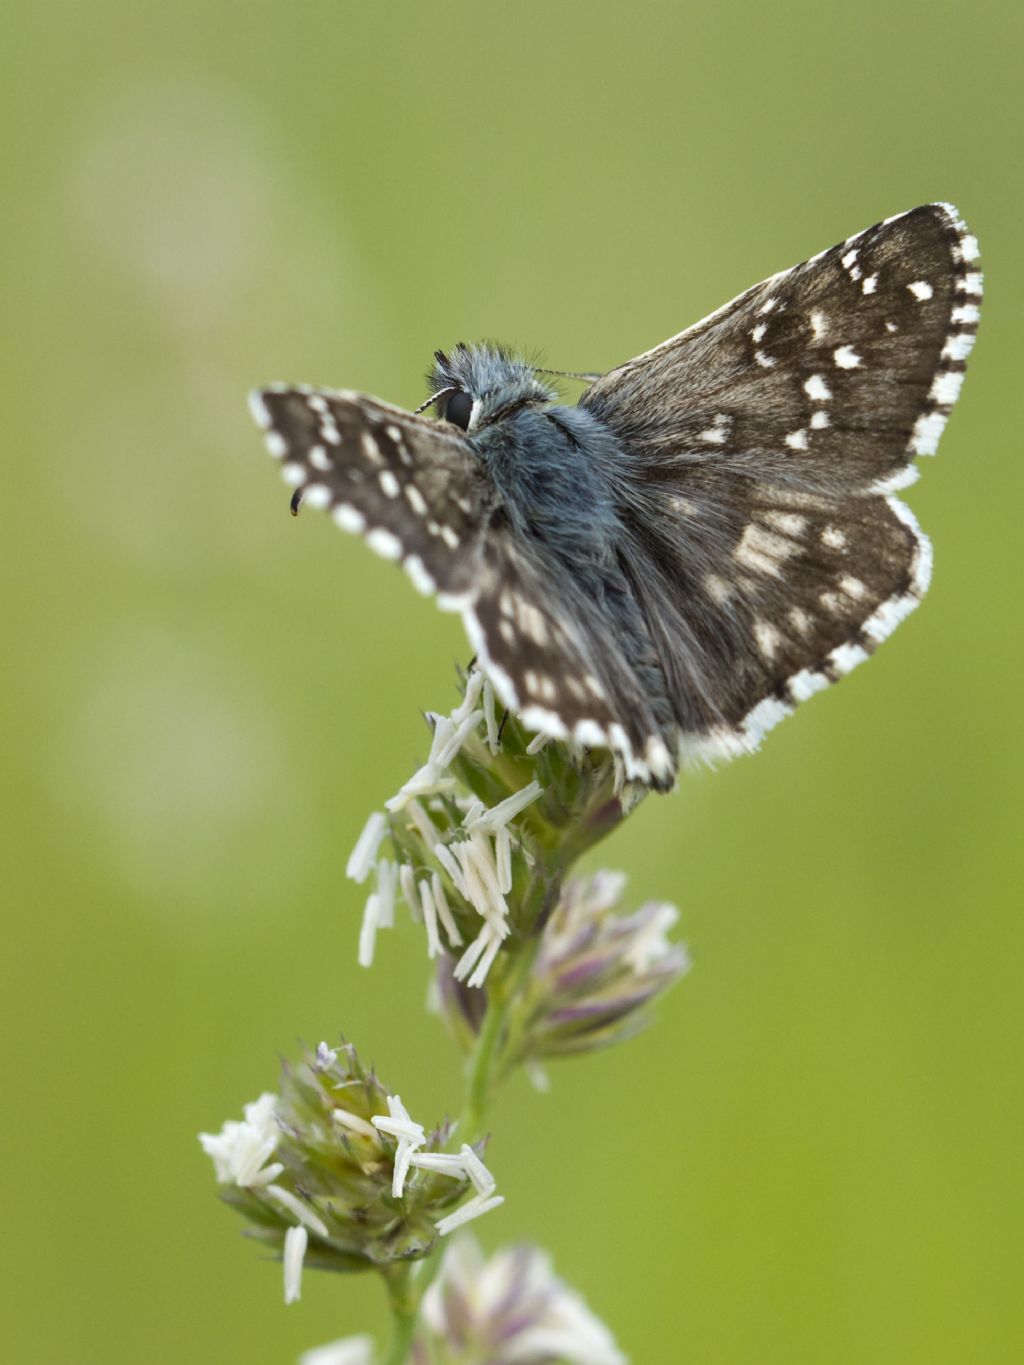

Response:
(444, 390), (474, 430)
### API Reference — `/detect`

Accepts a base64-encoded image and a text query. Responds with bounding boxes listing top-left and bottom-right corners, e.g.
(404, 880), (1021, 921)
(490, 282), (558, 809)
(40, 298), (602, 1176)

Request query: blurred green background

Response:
(3, 1), (1021, 1361)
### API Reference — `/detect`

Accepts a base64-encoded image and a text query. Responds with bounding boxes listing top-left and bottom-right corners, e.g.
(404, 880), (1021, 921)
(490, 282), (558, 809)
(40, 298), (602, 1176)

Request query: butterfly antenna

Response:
(414, 385), (457, 416)
(533, 366), (603, 384)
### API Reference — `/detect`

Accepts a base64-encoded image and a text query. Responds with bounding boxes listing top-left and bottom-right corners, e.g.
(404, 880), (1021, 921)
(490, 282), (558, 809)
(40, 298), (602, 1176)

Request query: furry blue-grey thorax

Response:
(253, 204), (981, 789)
(428, 342), (629, 572)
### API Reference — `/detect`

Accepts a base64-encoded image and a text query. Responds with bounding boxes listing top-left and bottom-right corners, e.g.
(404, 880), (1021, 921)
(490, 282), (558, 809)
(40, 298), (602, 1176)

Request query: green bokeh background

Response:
(4, 2), (1021, 1361)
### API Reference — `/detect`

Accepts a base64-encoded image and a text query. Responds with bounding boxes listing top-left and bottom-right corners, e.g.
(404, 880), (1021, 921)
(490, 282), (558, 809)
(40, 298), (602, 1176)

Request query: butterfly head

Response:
(426, 342), (556, 434)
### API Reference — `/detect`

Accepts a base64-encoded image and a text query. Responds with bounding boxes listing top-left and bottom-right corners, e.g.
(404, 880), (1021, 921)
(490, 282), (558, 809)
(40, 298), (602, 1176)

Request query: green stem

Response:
(458, 936), (541, 1141)
(460, 991), (507, 1141)
(379, 829), (578, 1354)
(382, 1264), (418, 1365)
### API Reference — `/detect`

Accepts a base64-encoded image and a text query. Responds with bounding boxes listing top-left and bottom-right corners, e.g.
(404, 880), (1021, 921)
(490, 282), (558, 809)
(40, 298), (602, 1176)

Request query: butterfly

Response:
(250, 203), (981, 790)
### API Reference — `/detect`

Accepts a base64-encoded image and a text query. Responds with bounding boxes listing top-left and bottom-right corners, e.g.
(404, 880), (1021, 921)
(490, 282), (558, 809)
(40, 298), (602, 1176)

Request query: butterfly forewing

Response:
(250, 387), (494, 600)
(581, 204), (980, 493)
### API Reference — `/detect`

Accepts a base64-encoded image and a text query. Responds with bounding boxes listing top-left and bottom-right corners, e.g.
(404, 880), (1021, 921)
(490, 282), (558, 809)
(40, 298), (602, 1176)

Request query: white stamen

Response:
(419, 879), (441, 958)
(434, 711), (485, 767)
(482, 678), (500, 753)
(452, 670), (486, 724)
(198, 1093), (282, 1188)
(394, 864), (421, 924)
(409, 1152), (467, 1176)
(346, 811), (387, 883)
(332, 1108), (377, 1140)
(456, 837), (508, 926)
(459, 1144), (497, 1196)
(267, 1185), (329, 1238)
(452, 929), (489, 982)
(431, 872), (463, 946)
(372, 1096), (426, 1197)
(466, 927), (505, 988)
(467, 781), (543, 833)
(358, 893), (380, 968)
(404, 799), (438, 856)
(495, 825), (513, 895)
(471, 831), (511, 916)
(435, 1194), (505, 1237)
(283, 1226), (308, 1304)
(374, 862), (395, 928)
(434, 843), (468, 897)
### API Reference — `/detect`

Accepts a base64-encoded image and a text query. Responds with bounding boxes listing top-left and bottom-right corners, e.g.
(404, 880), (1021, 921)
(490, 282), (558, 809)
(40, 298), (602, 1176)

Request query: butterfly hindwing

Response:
(617, 478), (929, 756)
(462, 526), (676, 784)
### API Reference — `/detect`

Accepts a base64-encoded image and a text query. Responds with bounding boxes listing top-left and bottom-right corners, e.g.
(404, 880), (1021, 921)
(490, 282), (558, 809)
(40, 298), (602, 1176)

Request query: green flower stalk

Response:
(202, 667), (689, 1359)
